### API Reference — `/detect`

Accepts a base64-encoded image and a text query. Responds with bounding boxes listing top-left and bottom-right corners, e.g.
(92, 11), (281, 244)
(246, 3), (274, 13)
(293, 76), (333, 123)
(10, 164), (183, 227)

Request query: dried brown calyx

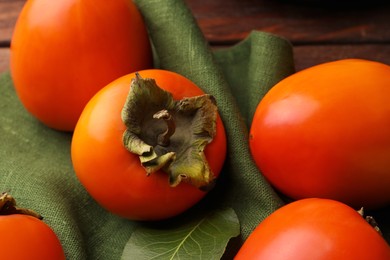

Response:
(0, 192), (42, 219)
(121, 73), (218, 191)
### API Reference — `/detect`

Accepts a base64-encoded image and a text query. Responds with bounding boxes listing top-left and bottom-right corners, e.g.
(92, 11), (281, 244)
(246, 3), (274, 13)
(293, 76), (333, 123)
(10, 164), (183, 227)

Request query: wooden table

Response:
(1, 0), (390, 73)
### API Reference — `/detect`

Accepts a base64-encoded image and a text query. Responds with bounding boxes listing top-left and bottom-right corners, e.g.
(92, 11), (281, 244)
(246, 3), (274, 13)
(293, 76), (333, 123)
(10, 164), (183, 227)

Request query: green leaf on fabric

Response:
(121, 207), (240, 260)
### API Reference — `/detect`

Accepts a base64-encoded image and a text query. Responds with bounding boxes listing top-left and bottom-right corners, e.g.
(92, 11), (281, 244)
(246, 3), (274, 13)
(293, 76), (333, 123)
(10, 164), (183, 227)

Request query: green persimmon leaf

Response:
(121, 207), (240, 260)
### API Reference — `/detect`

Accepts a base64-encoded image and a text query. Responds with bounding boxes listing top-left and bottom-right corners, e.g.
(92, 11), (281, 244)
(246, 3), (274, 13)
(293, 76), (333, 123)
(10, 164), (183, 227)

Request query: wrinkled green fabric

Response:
(1, 0), (388, 259)
(0, 74), (137, 259)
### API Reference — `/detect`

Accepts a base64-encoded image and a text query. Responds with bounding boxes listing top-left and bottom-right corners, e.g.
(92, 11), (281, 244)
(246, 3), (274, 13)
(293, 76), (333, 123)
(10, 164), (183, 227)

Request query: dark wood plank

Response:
(0, 0), (24, 45)
(2, 44), (389, 74)
(294, 44), (390, 71)
(1, 0), (390, 45)
(1, 0), (390, 74)
(185, 0), (390, 45)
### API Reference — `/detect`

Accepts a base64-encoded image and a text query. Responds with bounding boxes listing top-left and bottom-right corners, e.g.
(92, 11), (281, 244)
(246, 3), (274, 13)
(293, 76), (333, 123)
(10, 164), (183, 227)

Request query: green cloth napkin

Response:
(2, 0), (388, 259)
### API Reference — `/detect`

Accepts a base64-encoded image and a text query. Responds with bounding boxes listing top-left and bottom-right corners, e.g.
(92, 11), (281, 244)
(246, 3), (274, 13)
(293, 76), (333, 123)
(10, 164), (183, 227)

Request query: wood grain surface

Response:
(0, 0), (389, 72)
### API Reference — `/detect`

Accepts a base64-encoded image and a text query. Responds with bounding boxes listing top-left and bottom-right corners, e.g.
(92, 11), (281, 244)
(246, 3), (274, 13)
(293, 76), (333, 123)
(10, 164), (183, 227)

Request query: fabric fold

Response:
(214, 30), (295, 126)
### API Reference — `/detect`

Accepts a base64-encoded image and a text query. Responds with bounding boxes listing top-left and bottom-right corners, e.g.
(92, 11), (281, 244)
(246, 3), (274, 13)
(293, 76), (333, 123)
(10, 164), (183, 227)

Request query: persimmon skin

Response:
(71, 69), (227, 220)
(235, 198), (390, 260)
(10, 0), (152, 131)
(0, 215), (65, 260)
(249, 59), (390, 209)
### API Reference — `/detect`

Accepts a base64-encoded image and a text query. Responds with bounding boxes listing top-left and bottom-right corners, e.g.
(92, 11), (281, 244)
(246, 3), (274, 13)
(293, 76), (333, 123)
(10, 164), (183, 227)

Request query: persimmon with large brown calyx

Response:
(71, 70), (227, 220)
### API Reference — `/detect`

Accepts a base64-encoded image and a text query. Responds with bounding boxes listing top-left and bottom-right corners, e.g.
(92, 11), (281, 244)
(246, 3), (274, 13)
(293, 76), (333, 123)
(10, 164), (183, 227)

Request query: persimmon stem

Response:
(135, 71), (142, 81)
(153, 110), (176, 147)
(0, 192), (43, 219)
(358, 207), (382, 235)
